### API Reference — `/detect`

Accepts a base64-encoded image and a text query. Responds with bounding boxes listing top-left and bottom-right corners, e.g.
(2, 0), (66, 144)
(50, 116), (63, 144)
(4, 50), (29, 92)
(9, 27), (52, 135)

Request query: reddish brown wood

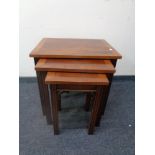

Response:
(95, 86), (108, 126)
(95, 59), (117, 127)
(45, 71), (109, 134)
(88, 86), (104, 134)
(30, 38), (122, 59)
(29, 38), (122, 134)
(40, 72), (52, 124)
(34, 58), (46, 116)
(101, 59), (117, 115)
(45, 72), (109, 86)
(35, 59), (115, 73)
(50, 85), (59, 135)
(34, 57), (53, 124)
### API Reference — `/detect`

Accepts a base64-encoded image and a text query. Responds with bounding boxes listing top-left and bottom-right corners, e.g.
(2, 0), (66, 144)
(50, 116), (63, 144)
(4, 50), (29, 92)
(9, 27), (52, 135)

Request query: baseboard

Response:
(19, 75), (135, 83)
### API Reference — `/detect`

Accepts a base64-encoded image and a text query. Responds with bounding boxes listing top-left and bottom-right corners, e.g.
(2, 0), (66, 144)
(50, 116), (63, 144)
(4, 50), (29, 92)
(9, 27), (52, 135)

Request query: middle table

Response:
(35, 58), (116, 126)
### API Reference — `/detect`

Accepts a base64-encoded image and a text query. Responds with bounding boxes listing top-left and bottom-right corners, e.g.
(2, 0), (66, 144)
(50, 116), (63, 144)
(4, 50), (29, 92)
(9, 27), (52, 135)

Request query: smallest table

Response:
(45, 72), (109, 135)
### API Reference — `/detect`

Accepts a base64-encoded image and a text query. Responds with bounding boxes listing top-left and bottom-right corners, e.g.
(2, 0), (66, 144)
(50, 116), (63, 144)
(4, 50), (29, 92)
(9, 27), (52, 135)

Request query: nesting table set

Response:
(30, 38), (122, 135)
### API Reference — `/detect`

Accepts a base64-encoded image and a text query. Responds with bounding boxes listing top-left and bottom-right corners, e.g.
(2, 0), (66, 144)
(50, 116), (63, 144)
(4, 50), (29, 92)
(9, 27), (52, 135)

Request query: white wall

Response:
(20, 0), (135, 76)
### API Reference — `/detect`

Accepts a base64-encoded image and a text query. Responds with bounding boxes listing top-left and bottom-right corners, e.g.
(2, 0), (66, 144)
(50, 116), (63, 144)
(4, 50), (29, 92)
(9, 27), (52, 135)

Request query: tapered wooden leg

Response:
(41, 72), (52, 124)
(34, 58), (46, 116)
(95, 86), (108, 126)
(50, 85), (59, 135)
(34, 58), (52, 124)
(101, 59), (117, 115)
(101, 74), (113, 116)
(88, 86), (103, 135)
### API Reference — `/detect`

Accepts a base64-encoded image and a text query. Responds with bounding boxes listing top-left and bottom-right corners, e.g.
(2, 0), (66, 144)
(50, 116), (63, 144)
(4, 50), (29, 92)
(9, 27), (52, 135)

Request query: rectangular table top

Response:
(45, 72), (109, 85)
(30, 38), (122, 59)
(35, 59), (115, 73)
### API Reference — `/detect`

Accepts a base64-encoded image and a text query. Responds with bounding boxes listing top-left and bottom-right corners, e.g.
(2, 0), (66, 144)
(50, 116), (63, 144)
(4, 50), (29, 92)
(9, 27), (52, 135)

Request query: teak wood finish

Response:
(45, 72), (109, 85)
(34, 58), (52, 124)
(30, 38), (122, 59)
(35, 57), (115, 124)
(92, 59), (117, 126)
(35, 59), (115, 73)
(45, 72), (109, 134)
(50, 85), (59, 134)
(30, 38), (122, 132)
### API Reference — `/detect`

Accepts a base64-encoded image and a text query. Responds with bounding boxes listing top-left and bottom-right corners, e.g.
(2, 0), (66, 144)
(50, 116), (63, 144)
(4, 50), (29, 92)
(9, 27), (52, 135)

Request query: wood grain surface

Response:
(30, 38), (122, 59)
(45, 72), (109, 85)
(35, 59), (115, 73)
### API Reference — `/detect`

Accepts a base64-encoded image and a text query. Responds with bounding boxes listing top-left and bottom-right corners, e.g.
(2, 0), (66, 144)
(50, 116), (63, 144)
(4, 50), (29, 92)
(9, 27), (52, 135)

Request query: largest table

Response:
(30, 38), (122, 124)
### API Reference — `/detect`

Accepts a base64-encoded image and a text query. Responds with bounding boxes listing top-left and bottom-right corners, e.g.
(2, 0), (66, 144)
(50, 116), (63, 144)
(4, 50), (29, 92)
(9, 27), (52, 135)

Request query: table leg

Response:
(41, 72), (52, 124)
(95, 86), (108, 126)
(50, 85), (59, 135)
(88, 86), (103, 135)
(101, 59), (117, 115)
(34, 58), (52, 124)
(34, 58), (46, 116)
(95, 59), (117, 126)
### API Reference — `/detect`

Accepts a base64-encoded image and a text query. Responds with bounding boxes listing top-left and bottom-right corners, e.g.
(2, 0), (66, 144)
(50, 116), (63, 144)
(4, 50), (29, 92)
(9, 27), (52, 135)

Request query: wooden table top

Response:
(30, 38), (122, 59)
(45, 72), (109, 85)
(35, 59), (115, 73)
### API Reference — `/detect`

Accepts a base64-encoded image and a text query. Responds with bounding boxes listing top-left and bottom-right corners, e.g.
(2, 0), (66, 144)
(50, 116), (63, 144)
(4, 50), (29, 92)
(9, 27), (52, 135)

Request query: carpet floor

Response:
(20, 78), (135, 155)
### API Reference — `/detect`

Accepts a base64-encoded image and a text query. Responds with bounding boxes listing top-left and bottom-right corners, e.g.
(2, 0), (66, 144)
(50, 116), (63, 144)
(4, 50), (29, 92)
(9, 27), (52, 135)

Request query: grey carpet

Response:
(19, 78), (135, 155)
